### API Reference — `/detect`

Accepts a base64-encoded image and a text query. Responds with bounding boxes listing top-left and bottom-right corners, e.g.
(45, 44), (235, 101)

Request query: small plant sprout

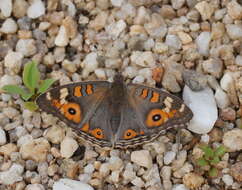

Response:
(2, 61), (55, 111)
(197, 145), (227, 177)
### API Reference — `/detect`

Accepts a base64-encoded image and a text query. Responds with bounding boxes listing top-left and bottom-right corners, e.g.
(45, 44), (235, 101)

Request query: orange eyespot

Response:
(123, 129), (137, 139)
(145, 109), (168, 128)
(74, 86), (82, 97)
(86, 84), (93, 95)
(60, 103), (82, 123)
(90, 128), (104, 139)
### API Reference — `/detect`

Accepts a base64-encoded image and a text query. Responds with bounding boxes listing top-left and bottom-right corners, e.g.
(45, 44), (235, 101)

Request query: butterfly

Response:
(36, 74), (193, 148)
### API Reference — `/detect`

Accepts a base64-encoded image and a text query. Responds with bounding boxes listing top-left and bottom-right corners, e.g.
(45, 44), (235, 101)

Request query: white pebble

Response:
(53, 178), (94, 190)
(0, 0), (12, 17)
(106, 20), (127, 39)
(0, 74), (22, 88)
(183, 86), (218, 134)
(132, 75), (145, 84)
(4, 51), (23, 74)
(26, 184), (45, 190)
(27, 0), (45, 19)
(82, 52), (99, 78)
(165, 34), (182, 50)
(60, 137), (78, 158)
(84, 164), (95, 174)
(200, 134), (210, 143)
(16, 39), (37, 57)
(94, 68), (106, 79)
(215, 88), (230, 109)
(172, 184), (189, 190)
(131, 177), (145, 187)
(111, 0), (124, 7)
(55, 26), (69, 47)
(0, 164), (24, 185)
(222, 174), (233, 186)
(235, 55), (242, 66)
(0, 18), (17, 33)
(195, 32), (211, 56)
(220, 72), (234, 92)
(226, 24), (242, 40)
(164, 151), (176, 165)
(131, 150), (152, 168)
(0, 128), (6, 145)
(223, 129), (242, 152)
(130, 51), (155, 67)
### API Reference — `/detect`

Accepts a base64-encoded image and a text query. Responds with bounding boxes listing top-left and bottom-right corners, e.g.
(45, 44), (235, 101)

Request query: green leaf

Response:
(37, 78), (55, 94)
(200, 145), (214, 159)
(214, 146), (227, 157)
(210, 156), (220, 165)
(2, 85), (33, 101)
(24, 101), (38, 111)
(197, 158), (209, 167)
(23, 61), (40, 92)
(209, 167), (218, 177)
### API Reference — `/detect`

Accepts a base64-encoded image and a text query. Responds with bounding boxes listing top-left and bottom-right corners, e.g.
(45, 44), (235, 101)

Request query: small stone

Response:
(16, 39), (37, 57)
(20, 138), (51, 162)
(235, 55), (242, 66)
(0, 143), (17, 156)
(94, 68), (106, 80)
(220, 107), (236, 121)
(123, 163), (135, 182)
(195, 1), (214, 20)
(200, 134), (210, 143)
(143, 164), (162, 188)
(55, 26), (69, 47)
(0, 18), (17, 34)
(195, 32), (211, 56)
(89, 11), (108, 31)
(222, 174), (233, 186)
(0, 0), (12, 17)
(202, 58), (223, 78)
(82, 52), (99, 78)
(44, 125), (65, 144)
(183, 86), (218, 134)
(172, 184), (189, 190)
(53, 178), (94, 190)
(227, 1), (242, 20)
(160, 5), (176, 19)
(164, 151), (176, 165)
(0, 164), (24, 185)
(161, 166), (172, 190)
(60, 137), (78, 158)
(130, 51), (155, 67)
(13, 0), (28, 18)
(106, 20), (126, 39)
(230, 162), (242, 182)
(111, 0), (124, 7)
(226, 24), (242, 40)
(183, 173), (204, 189)
(4, 51), (23, 74)
(25, 184), (45, 190)
(165, 34), (182, 50)
(162, 71), (181, 93)
(109, 171), (120, 183)
(131, 150), (152, 168)
(0, 127), (6, 146)
(154, 42), (168, 54)
(182, 70), (207, 91)
(220, 72), (234, 92)
(223, 129), (242, 152)
(27, 0), (45, 19)
(62, 60), (77, 73)
(108, 156), (123, 171)
(131, 177), (145, 188)
(215, 88), (230, 109)
(171, 0), (185, 9)
(211, 22), (225, 40)
(99, 163), (110, 178)
(84, 164), (95, 174)
(177, 32), (192, 45)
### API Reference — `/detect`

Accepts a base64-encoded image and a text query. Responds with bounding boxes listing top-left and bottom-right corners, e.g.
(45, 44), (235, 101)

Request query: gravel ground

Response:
(0, 0), (242, 190)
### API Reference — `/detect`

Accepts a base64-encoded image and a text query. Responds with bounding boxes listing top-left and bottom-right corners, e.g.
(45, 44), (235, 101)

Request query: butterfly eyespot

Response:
(60, 103), (82, 123)
(68, 107), (76, 115)
(146, 109), (168, 128)
(91, 128), (104, 139)
(152, 114), (161, 121)
(123, 129), (137, 139)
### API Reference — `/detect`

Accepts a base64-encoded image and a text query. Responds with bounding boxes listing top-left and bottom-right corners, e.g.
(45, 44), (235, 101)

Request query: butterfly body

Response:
(36, 74), (193, 148)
